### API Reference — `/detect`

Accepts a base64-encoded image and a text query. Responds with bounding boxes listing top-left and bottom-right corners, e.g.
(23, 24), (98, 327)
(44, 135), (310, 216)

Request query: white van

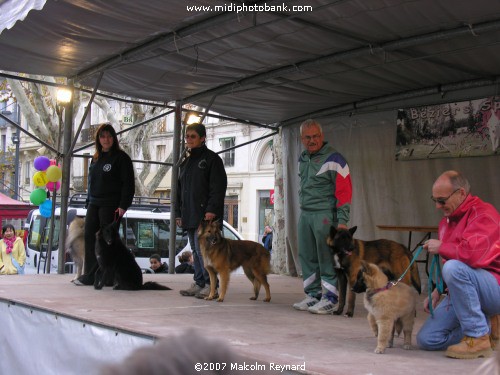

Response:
(24, 194), (242, 274)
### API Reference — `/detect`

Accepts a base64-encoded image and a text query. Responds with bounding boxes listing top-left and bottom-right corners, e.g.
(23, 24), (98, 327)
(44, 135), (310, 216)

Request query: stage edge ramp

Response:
(0, 300), (154, 375)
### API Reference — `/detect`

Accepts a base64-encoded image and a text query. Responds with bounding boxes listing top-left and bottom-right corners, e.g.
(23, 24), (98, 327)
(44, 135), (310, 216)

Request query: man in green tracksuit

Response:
(293, 119), (352, 314)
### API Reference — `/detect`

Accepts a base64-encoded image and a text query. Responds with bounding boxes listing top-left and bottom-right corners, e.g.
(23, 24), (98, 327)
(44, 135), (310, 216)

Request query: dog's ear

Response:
(212, 219), (222, 230)
(349, 226), (357, 236)
(360, 260), (368, 272)
(366, 262), (378, 276)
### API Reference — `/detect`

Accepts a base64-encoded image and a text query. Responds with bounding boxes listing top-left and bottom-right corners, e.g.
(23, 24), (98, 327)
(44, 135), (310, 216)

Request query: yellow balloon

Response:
(46, 165), (62, 182)
(33, 171), (48, 187)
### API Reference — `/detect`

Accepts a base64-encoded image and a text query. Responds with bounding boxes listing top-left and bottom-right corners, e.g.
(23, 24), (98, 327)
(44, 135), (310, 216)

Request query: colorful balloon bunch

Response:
(29, 156), (62, 218)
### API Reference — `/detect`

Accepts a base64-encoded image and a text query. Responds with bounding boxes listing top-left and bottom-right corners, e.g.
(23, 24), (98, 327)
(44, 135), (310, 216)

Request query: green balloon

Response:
(30, 188), (47, 205)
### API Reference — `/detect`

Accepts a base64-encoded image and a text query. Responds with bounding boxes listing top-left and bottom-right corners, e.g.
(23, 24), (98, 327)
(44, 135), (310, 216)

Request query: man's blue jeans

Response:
(417, 260), (500, 350)
(187, 229), (210, 288)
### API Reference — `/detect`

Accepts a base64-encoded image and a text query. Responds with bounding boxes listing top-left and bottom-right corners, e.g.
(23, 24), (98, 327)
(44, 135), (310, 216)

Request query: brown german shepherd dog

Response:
(327, 226), (421, 317)
(356, 261), (417, 354)
(197, 220), (271, 302)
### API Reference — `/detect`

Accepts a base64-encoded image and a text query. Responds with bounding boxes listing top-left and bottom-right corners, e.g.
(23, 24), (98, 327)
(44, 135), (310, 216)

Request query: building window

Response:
(224, 196), (238, 229)
(24, 161), (30, 185)
(156, 118), (167, 133)
(156, 144), (166, 161)
(81, 124), (100, 143)
(219, 137), (235, 167)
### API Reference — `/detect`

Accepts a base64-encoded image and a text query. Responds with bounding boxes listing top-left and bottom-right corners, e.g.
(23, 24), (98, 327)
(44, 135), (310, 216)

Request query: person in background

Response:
(175, 250), (195, 274)
(74, 123), (135, 286)
(262, 225), (273, 252)
(176, 123), (227, 299)
(417, 170), (500, 359)
(0, 224), (26, 275)
(149, 254), (168, 273)
(293, 119), (352, 315)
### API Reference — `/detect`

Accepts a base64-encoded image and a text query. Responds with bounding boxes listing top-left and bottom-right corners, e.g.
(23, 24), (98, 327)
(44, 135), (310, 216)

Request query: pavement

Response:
(0, 272), (496, 375)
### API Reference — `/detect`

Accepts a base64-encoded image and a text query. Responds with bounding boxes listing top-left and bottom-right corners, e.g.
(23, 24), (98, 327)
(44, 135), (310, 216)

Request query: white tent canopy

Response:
(1, 0), (500, 126)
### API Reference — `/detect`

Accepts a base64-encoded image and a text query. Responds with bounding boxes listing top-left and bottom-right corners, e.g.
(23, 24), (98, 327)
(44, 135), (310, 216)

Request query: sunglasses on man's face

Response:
(185, 134), (199, 139)
(430, 188), (460, 205)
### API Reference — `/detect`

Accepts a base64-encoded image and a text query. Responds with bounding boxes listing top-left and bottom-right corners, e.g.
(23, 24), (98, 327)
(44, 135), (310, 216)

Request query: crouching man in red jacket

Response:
(417, 170), (499, 359)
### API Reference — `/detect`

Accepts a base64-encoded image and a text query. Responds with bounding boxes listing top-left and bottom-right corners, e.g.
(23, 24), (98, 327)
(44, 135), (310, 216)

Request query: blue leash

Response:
(383, 246), (444, 318)
(425, 247), (444, 317)
(394, 245), (423, 285)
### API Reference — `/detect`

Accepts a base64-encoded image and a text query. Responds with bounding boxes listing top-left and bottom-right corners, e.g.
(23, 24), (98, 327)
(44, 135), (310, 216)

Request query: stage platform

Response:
(0, 273), (492, 375)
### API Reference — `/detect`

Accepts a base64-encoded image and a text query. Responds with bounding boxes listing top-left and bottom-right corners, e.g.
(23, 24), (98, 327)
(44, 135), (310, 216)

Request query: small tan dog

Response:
(65, 217), (85, 281)
(354, 260), (417, 354)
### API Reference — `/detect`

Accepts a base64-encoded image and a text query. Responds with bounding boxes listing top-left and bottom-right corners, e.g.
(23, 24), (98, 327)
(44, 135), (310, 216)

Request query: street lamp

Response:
(183, 110), (201, 125)
(46, 88), (72, 274)
(10, 104), (21, 200)
(11, 130), (20, 200)
(56, 87), (72, 104)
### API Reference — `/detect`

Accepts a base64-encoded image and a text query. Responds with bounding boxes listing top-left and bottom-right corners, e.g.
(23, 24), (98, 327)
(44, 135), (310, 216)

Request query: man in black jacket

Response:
(176, 123), (227, 298)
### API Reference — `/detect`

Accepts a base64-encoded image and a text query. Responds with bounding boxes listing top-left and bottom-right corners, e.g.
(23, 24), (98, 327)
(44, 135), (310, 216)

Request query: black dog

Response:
(94, 221), (171, 291)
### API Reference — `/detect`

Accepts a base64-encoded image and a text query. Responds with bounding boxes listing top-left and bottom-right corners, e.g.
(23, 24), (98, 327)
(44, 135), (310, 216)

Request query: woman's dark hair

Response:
(93, 123), (121, 161)
(2, 224), (16, 236)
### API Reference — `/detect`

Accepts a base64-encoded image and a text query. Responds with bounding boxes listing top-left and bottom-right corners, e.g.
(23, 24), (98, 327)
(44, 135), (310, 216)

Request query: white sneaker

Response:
(293, 295), (319, 311)
(308, 296), (339, 315)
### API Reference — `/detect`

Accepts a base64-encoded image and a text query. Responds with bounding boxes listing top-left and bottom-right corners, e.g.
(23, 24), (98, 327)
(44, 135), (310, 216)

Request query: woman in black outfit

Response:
(74, 123), (135, 286)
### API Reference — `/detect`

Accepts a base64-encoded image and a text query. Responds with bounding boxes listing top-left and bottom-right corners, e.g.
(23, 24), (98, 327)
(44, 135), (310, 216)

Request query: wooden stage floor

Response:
(0, 273), (494, 375)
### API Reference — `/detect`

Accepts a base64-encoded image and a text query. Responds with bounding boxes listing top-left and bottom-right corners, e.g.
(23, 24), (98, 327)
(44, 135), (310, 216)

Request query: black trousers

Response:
(81, 204), (117, 283)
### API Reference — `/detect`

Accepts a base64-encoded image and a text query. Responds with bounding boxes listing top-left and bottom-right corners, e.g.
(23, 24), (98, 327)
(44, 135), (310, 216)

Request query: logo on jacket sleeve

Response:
(103, 164), (112, 172)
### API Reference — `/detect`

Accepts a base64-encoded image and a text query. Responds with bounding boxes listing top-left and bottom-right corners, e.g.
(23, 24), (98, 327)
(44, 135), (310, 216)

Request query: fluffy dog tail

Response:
(141, 282), (172, 290)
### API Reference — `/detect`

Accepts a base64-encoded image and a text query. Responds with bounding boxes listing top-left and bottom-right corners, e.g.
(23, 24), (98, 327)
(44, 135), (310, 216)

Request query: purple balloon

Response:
(34, 156), (51, 171)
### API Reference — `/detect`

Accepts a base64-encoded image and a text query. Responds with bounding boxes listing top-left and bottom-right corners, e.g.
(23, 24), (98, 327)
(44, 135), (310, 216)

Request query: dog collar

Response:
(371, 281), (396, 295)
